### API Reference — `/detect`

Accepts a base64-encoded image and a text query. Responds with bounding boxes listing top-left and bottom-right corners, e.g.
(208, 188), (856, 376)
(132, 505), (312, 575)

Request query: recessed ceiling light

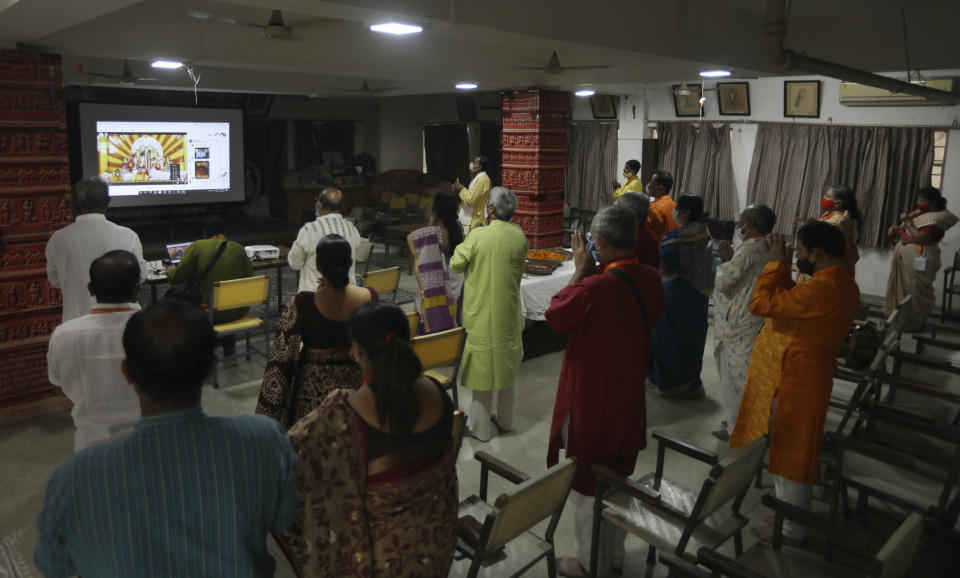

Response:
(151, 59), (184, 70)
(369, 22), (423, 35)
(574, 89), (595, 97)
(699, 69), (732, 78)
(456, 82), (478, 90)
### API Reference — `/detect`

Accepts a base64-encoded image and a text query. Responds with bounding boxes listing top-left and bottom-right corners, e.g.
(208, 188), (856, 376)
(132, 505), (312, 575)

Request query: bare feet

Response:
(750, 525), (806, 547)
(557, 556), (588, 577)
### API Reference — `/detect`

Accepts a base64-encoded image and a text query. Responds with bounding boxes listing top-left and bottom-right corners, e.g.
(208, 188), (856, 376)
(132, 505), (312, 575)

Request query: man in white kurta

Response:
(45, 177), (146, 323)
(47, 250), (143, 451)
(450, 187), (528, 441)
(288, 187), (362, 291)
(712, 205), (777, 439)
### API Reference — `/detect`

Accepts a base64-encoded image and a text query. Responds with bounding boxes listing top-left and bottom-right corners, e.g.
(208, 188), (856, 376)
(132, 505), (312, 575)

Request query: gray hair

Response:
(75, 177), (109, 212)
(489, 186), (518, 221)
(742, 204), (777, 235)
(618, 192), (651, 222)
(592, 205), (636, 250)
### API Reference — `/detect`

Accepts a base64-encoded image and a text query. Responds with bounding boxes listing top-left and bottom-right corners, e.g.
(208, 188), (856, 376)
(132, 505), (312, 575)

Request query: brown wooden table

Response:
(383, 222), (426, 273)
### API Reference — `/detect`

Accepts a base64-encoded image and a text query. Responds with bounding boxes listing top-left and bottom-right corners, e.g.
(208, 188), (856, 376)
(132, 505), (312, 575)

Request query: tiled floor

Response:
(0, 257), (947, 577)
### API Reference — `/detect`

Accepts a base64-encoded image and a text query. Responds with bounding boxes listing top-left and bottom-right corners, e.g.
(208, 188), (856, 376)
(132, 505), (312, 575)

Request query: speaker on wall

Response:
(456, 96), (477, 121)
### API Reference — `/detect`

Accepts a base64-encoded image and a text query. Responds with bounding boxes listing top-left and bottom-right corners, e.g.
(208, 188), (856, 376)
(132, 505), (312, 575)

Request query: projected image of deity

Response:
(97, 133), (188, 185)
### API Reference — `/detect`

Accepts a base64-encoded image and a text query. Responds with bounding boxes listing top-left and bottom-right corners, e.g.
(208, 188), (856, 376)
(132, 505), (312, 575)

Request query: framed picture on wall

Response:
(672, 84), (703, 117)
(590, 94), (617, 119)
(784, 80), (821, 118)
(717, 82), (750, 115)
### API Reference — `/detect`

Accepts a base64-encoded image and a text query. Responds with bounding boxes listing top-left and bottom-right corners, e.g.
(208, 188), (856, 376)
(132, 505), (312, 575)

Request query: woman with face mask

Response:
(648, 193), (716, 399)
(883, 186), (959, 331)
(797, 186), (861, 279)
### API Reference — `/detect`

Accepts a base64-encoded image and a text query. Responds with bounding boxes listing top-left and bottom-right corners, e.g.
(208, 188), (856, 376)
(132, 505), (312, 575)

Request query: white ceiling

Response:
(2, 0), (959, 97)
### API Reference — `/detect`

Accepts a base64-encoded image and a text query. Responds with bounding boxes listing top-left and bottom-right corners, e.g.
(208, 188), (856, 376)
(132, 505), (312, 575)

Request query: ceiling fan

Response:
(323, 78), (405, 96)
(81, 60), (158, 85)
(188, 8), (332, 40)
(511, 51), (612, 75)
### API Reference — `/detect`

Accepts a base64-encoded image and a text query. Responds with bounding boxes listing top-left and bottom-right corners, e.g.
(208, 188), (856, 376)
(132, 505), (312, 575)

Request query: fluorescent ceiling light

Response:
(151, 60), (184, 69)
(574, 89), (595, 97)
(699, 69), (732, 78)
(369, 22), (423, 35)
(456, 82), (478, 90)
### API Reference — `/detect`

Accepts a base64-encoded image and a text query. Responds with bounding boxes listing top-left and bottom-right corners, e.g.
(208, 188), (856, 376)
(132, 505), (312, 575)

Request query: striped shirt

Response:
(35, 406), (298, 578)
(288, 213), (362, 291)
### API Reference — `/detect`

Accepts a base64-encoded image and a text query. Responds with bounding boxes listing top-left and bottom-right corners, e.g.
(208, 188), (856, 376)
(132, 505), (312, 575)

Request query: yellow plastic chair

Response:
(412, 326), (467, 408)
(404, 192), (420, 208)
(208, 275), (271, 388)
(407, 310), (420, 337)
(378, 191), (394, 205)
(388, 194), (407, 211)
(361, 266), (401, 303)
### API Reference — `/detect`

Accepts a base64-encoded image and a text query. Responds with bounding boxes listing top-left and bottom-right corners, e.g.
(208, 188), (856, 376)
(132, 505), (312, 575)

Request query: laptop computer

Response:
(165, 242), (192, 264)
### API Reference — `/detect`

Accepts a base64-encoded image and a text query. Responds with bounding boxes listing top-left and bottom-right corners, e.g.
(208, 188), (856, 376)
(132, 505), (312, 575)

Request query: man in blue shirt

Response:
(35, 299), (298, 578)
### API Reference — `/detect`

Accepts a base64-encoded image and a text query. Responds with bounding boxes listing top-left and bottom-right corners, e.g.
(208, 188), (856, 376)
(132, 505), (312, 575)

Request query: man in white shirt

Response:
(288, 187), (362, 292)
(47, 249), (143, 451)
(45, 177), (146, 322)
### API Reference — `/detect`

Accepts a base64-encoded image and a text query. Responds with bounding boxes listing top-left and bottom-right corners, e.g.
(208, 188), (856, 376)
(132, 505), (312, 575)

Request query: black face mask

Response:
(796, 255), (816, 275)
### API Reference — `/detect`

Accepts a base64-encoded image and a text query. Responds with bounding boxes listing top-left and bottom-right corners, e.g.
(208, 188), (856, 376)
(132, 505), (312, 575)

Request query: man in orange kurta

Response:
(646, 170), (680, 240)
(736, 223), (859, 543)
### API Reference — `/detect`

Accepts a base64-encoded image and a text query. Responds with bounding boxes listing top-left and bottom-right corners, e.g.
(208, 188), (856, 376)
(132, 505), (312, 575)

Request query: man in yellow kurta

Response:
(735, 223), (859, 544)
(612, 159), (643, 202)
(452, 155), (491, 231)
(450, 186), (528, 441)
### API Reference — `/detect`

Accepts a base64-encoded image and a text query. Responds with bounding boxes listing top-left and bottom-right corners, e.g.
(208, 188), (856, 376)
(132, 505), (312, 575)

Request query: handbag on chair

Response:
(164, 240), (229, 306)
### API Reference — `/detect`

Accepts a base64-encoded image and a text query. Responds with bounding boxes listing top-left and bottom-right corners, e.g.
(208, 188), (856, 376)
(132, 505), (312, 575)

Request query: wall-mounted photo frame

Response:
(672, 84), (703, 117)
(717, 82), (750, 115)
(784, 80), (821, 118)
(590, 94), (617, 119)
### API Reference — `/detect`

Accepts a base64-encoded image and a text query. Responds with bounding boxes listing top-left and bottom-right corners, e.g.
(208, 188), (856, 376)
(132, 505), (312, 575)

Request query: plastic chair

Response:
(590, 434), (768, 574)
(361, 266), (401, 303)
(354, 237), (373, 279)
(941, 249), (960, 323)
(411, 326), (467, 408)
(450, 454), (577, 578)
(208, 275), (271, 388)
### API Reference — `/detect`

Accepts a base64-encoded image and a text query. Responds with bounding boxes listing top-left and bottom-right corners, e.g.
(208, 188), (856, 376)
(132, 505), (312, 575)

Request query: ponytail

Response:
(432, 192), (464, 257)
(348, 301), (424, 435)
(368, 336), (423, 434)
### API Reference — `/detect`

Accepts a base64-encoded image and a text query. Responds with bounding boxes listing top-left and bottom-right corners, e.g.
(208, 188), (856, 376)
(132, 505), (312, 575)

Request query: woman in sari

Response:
(286, 301), (458, 577)
(798, 185), (861, 278)
(649, 194), (716, 399)
(256, 234), (377, 429)
(884, 186), (959, 331)
(407, 192), (464, 334)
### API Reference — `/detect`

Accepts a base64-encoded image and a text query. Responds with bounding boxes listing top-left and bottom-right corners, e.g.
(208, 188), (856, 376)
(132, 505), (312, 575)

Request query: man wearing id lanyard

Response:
(47, 249), (143, 451)
(544, 205), (664, 577)
(452, 155), (491, 232)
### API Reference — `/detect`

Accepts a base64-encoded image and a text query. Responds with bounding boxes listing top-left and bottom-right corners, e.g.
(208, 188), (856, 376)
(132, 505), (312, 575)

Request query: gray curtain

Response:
(746, 123), (934, 247)
(658, 122), (739, 220)
(566, 121), (618, 211)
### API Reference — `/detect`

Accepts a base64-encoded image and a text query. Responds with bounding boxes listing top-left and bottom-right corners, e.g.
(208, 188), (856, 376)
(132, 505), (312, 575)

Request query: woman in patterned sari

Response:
(407, 192), (464, 334)
(286, 301), (458, 577)
(797, 185), (861, 279)
(256, 234), (377, 429)
(649, 194), (716, 399)
(884, 186), (959, 331)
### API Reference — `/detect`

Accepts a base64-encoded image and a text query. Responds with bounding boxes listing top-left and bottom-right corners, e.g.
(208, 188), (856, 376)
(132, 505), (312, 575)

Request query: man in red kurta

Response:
(748, 223), (859, 544)
(618, 191), (661, 269)
(545, 205), (665, 576)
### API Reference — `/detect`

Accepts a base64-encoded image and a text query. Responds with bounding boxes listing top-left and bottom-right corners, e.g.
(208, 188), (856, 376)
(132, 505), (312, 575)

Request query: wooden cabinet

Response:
(284, 185), (370, 224)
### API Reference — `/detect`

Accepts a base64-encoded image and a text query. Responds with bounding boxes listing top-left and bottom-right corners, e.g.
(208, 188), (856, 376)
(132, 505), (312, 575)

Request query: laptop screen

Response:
(165, 242), (192, 264)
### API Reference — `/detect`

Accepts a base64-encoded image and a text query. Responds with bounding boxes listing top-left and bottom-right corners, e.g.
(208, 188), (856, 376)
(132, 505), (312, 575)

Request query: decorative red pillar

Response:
(0, 50), (73, 424)
(501, 90), (567, 249)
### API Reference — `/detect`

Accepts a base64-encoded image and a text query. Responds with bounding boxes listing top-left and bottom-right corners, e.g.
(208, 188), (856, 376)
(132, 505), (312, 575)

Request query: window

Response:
(932, 130), (947, 189)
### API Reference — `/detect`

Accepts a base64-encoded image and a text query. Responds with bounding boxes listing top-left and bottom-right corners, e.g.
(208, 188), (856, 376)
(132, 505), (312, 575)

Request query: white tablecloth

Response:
(520, 260), (577, 321)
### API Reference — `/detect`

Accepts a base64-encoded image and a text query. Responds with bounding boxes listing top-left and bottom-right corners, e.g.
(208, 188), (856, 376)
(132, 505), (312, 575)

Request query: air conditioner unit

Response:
(838, 78), (956, 106)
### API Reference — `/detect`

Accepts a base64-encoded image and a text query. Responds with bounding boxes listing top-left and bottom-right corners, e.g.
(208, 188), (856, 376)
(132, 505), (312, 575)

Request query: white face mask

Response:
(470, 163), (477, 173)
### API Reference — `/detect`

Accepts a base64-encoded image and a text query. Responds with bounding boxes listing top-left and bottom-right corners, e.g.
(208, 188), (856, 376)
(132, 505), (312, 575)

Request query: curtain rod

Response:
(652, 119), (955, 130)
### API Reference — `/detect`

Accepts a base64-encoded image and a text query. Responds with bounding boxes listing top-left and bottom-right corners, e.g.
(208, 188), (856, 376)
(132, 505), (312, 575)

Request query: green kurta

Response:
(450, 219), (528, 391)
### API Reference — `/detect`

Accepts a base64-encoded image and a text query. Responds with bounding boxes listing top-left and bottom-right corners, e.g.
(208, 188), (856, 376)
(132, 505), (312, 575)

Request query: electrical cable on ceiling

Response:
(186, 66), (201, 106)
